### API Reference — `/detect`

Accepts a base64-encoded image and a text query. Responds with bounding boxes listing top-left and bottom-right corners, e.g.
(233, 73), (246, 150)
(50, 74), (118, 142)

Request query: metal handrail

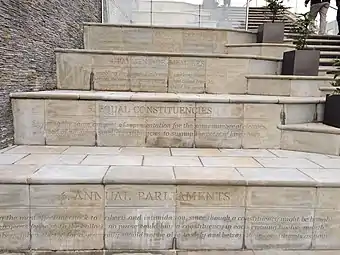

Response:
(245, 0), (251, 30)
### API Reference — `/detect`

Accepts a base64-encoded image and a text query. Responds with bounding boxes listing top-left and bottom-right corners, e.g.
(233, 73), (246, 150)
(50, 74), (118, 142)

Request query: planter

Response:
(281, 49), (320, 76)
(257, 23), (285, 43)
(323, 94), (340, 128)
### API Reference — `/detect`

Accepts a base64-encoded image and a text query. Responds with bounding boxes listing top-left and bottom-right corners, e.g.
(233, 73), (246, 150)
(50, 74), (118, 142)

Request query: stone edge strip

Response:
(225, 43), (296, 48)
(9, 91), (326, 104)
(0, 165), (329, 187)
(82, 22), (257, 34)
(245, 75), (334, 80)
(54, 48), (282, 61)
(278, 123), (340, 135)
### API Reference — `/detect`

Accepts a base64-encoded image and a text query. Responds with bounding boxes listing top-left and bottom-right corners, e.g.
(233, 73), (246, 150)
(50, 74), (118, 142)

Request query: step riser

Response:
(247, 78), (332, 97)
(281, 129), (340, 155)
(225, 45), (295, 58)
(12, 99), (322, 148)
(56, 51), (280, 93)
(83, 24), (256, 52)
(2, 181), (340, 251)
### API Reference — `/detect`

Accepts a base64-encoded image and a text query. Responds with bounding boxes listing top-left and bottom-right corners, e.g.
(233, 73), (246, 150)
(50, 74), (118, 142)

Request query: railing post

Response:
(245, 0), (250, 30)
(199, 4), (201, 27)
(101, 0), (104, 23)
(150, 0), (153, 25)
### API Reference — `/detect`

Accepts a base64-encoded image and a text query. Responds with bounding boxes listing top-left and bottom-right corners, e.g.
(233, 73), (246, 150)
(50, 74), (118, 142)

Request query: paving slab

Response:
(200, 157), (262, 167)
(0, 154), (29, 164)
(5, 145), (68, 154)
(81, 155), (143, 166)
(118, 147), (171, 156)
(143, 156), (202, 166)
(15, 154), (86, 165)
(237, 167), (316, 186)
(62, 146), (121, 155)
(254, 157), (323, 168)
(29, 165), (109, 183)
(174, 167), (245, 185)
(171, 148), (222, 156)
(104, 166), (175, 184)
(0, 165), (39, 183)
(219, 149), (276, 157)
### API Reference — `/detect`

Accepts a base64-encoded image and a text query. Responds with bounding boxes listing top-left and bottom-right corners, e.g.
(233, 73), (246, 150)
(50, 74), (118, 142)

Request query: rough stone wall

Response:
(0, 0), (102, 149)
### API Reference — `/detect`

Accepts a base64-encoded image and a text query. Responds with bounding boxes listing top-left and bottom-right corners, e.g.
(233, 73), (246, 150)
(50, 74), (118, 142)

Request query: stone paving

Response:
(1, 145), (340, 184)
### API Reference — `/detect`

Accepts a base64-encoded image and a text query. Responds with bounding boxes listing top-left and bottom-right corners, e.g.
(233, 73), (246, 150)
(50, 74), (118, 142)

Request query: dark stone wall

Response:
(0, 0), (102, 149)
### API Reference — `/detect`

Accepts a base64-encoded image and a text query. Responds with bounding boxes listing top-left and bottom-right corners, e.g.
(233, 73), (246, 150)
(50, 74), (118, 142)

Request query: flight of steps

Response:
(239, 7), (340, 74)
(4, 22), (340, 254)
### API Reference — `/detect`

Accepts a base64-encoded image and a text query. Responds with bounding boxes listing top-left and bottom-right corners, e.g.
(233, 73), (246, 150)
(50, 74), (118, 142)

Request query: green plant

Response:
(330, 59), (340, 94)
(264, 0), (289, 22)
(291, 12), (317, 50)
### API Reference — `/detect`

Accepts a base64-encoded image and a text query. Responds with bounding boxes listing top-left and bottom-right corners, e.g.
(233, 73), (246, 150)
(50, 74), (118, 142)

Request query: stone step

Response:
(319, 86), (337, 96)
(1, 145), (340, 251)
(306, 44), (340, 51)
(56, 49), (281, 93)
(245, 75), (333, 97)
(10, 91), (324, 148)
(83, 23), (256, 52)
(224, 43), (295, 58)
(321, 51), (340, 57)
(278, 123), (340, 155)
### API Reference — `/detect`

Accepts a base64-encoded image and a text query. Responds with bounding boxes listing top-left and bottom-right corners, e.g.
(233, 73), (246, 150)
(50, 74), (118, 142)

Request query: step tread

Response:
(278, 122), (340, 134)
(55, 48), (280, 61)
(10, 90), (326, 103)
(1, 145), (339, 185)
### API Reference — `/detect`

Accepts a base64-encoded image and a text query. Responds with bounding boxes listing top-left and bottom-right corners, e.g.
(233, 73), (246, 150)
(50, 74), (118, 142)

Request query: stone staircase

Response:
(3, 22), (340, 254)
(240, 7), (340, 73)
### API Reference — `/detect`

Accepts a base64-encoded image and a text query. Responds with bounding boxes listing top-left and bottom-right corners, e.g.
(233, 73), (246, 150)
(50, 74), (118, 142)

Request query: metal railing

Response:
(102, 0), (250, 30)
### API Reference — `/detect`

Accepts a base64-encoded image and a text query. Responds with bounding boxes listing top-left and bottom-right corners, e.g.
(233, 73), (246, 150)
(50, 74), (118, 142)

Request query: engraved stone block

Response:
(243, 104), (282, 148)
(31, 207), (104, 250)
(0, 185), (29, 208)
(84, 25), (124, 50)
(143, 102), (195, 147)
(92, 55), (130, 91)
(245, 208), (314, 249)
(105, 185), (176, 207)
(56, 53), (92, 90)
(205, 59), (230, 94)
(224, 59), (249, 94)
(105, 207), (175, 250)
(0, 209), (30, 249)
(30, 185), (104, 207)
(168, 57), (206, 93)
(122, 28), (153, 51)
(153, 29), (183, 52)
(247, 187), (315, 208)
(0, 185), (29, 249)
(312, 188), (340, 249)
(195, 104), (244, 148)
(313, 209), (340, 249)
(46, 100), (96, 146)
(130, 56), (168, 92)
(182, 30), (216, 53)
(12, 99), (45, 145)
(177, 186), (245, 207)
(177, 208), (245, 249)
(96, 102), (147, 146)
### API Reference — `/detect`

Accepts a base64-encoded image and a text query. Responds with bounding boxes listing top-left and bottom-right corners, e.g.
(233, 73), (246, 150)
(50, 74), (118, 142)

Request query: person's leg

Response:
(309, 3), (320, 21)
(337, 8), (340, 34)
(308, 3), (320, 34)
(319, 2), (329, 35)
